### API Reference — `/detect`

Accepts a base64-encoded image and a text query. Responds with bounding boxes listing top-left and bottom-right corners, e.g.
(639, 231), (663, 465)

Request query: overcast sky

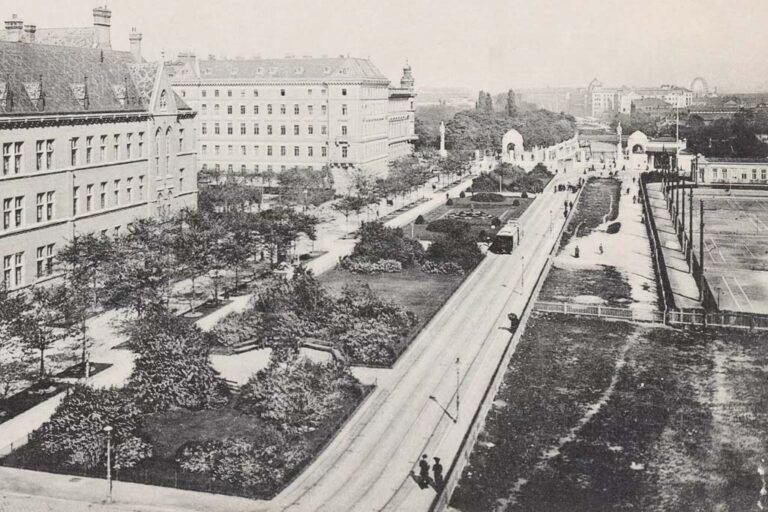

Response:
(6, 0), (768, 93)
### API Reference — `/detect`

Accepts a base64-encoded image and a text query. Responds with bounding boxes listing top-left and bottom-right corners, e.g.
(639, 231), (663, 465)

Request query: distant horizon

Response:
(3, 0), (768, 94)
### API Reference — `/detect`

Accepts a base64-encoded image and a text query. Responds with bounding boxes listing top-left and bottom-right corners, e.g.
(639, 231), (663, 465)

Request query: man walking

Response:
(419, 454), (431, 488)
(433, 457), (444, 489)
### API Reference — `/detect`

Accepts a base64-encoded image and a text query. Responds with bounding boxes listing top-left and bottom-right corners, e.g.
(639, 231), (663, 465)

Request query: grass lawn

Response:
(408, 196), (534, 242)
(451, 312), (768, 511)
(319, 266), (465, 364)
(560, 178), (621, 249)
(539, 265), (634, 307)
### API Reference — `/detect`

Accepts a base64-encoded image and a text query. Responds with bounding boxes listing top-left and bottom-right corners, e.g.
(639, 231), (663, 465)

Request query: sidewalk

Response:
(646, 182), (701, 309)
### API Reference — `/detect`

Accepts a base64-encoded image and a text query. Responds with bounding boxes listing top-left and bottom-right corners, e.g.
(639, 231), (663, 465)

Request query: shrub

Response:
(421, 260), (465, 275)
(427, 232), (484, 271)
(491, 217), (502, 228)
(606, 221), (621, 234)
(478, 229), (489, 242)
(350, 221), (425, 266)
(521, 191), (529, 198)
(211, 310), (263, 348)
(414, 214), (426, 225)
(459, 191), (466, 198)
(512, 199), (520, 206)
(426, 218), (471, 234)
(337, 319), (400, 366)
(339, 258), (403, 274)
(470, 192), (504, 203)
(446, 198), (454, 206)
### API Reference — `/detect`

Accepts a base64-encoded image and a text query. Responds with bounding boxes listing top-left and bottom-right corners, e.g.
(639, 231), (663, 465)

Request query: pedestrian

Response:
(569, 201), (574, 209)
(599, 243), (604, 254)
(575, 245), (580, 258)
(433, 457), (444, 488)
(633, 195), (636, 204)
(419, 454), (431, 488)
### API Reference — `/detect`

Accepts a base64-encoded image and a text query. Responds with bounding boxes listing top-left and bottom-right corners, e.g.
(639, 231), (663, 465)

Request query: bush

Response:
(427, 232), (484, 271)
(211, 310), (263, 348)
(421, 260), (465, 275)
(414, 214), (426, 225)
(339, 258), (403, 274)
(446, 198), (454, 206)
(426, 218), (471, 234)
(470, 192), (504, 203)
(606, 221), (621, 234)
(521, 191), (529, 198)
(512, 199), (520, 206)
(491, 217), (502, 228)
(350, 221), (425, 266)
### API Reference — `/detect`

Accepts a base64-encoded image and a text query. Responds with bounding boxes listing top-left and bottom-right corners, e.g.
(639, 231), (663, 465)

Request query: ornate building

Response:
(0, 7), (197, 290)
(168, 55), (416, 189)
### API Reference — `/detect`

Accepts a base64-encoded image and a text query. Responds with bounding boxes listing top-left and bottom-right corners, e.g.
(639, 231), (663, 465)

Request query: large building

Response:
(587, 79), (694, 117)
(695, 157), (768, 185)
(0, 7), (197, 291)
(167, 54), (416, 189)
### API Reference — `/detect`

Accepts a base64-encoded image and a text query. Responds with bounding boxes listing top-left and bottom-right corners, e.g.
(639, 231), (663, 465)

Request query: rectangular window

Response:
(126, 133), (132, 158)
(202, 90), (207, 98)
(2, 143), (10, 175)
(70, 138), (78, 166)
(228, 145), (234, 155)
(321, 146), (327, 157)
(86, 185), (93, 211)
(341, 104), (348, 116)
(308, 125), (314, 135)
(126, 177), (133, 202)
(227, 123), (233, 135)
(214, 123), (220, 135)
(46, 140), (53, 169)
(2, 255), (10, 288)
(36, 193), (44, 222)
(214, 145), (221, 156)
(321, 125), (327, 135)
(46, 192), (54, 221)
(36, 141), (44, 170)
(214, 89), (219, 97)
(138, 132), (144, 157)
(201, 104), (207, 114)
(280, 104), (286, 115)
(100, 135), (107, 161)
(254, 123), (260, 135)
(241, 145), (247, 156)
(267, 146), (273, 156)
(36, 244), (54, 278)
(267, 104), (273, 115)
(280, 146), (286, 156)
(240, 105), (246, 115)
(280, 125), (286, 135)
(2, 198), (9, 229)
(100, 182), (107, 209)
(308, 146), (314, 157)
(763, 169), (767, 180)
(113, 134), (120, 160)
(227, 105), (233, 115)
(253, 145), (260, 155)
(86, 136), (93, 164)
(202, 123), (208, 135)
(342, 146), (348, 158)
(253, 105), (259, 115)
(179, 169), (184, 192)
(753, 169), (758, 180)
(240, 123), (246, 135)
(113, 180), (120, 206)
(138, 176), (145, 200)
(280, 89), (286, 97)
(253, 89), (259, 97)
(294, 146), (300, 157)
(294, 104), (300, 115)
(267, 125), (273, 135)
(308, 105), (314, 115)
(214, 104), (220, 115)
(13, 252), (23, 287)
(341, 125), (348, 136)
(342, 88), (347, 96)
(14, 196), (23, 227)
(227, 90), (232, 97)
(13, 143), (22, 174)
(72, 186), (79, 215)
(321, 105), (327, 115)
(202, 144), (208, 156)
(294, 125), (300, 135)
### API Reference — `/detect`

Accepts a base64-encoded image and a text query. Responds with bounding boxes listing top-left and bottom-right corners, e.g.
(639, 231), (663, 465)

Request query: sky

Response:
(5, 0), (768, 94)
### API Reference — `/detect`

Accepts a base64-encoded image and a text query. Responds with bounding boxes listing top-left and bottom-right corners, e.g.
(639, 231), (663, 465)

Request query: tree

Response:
(506, 89), (518, 117)
(30, 385), (151, 470)
(427, 230), (484, 271)
(349, 221), (425, 266)
(253, 207), (318, 264)
(332, 195), (369, 226)
(11, 286), (66, 378)
(0, 286), (31, 397)
(125, 308), (227, 412)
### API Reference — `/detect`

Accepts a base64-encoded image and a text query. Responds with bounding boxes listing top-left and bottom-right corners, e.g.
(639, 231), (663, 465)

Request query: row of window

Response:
(199, 103), (348, 117)
(1, 245), (55, 290)
(710, 168), (768, 180)
(203, 163), (322, 174)
(201, 122), (341, 137)
(189, 87), (346, 99)
(202, 144), (335, 158)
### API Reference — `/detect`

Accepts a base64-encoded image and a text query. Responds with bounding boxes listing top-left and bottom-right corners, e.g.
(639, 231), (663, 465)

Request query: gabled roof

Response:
(0, 40), (146, 115)
(35, 27), (96, 48)
(170, 56), (389, 82)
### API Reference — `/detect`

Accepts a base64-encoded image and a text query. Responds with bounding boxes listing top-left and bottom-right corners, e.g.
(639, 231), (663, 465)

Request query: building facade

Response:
(587, 78), (693, 117)
(168, 55), (416, 189)
(0, 7), (197, 290)
(695, 157), (768, 185)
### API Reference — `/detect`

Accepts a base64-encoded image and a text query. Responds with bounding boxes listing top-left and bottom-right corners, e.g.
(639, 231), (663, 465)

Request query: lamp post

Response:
(455, 357), (460, 421)
(103, 425), (113, 503)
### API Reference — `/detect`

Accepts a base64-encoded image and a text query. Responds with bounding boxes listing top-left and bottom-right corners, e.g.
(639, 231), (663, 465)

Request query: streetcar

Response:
(489, 222), (519, 254)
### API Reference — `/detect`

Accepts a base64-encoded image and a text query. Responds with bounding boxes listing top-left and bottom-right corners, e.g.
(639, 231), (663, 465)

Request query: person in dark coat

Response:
(419, 454), (431, 488)
(433, 457), (444, 488)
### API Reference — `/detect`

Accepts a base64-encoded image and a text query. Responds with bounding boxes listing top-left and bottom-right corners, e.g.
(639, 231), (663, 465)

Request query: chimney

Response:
(23, 24), (36, 43)
(128, 27), (142, 61)
(92, 5), (112, 49)
(4, 14), (23, 43)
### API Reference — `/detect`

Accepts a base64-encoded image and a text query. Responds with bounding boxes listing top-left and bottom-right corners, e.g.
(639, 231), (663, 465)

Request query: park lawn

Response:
(319, 265), (465, 364)
(560, 177), (621, 249)
(538, 265), (634, 307)
(409, 196), (534, 242)
(451, 312), (768, 512)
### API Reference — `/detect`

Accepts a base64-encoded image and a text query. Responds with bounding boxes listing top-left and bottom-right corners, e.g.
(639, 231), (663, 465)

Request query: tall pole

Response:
(104, 425), (113, 503)
(689, 187), (694, 267)
(699, 200), (705, 302)
(455, 357), (460, 421)
(681, 183), (686, 246)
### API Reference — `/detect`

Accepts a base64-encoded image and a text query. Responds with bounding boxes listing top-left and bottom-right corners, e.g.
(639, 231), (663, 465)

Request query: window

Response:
(308, 146), (314, 157)
(713, 169), (718, 179)
(294, 104), (300, 115)
(201, 104), (207, 114)
(214, 89), (220, 97)
(253, 145), (260, 155)
(253, 105), (259, 115)
(342, 88), (347, 96)
(100, 182), (107, 209)
(46, 192), (53, 220)
(294, 146), (300, 157)
(85, 136), (93, 164)
(294, 125), (300, 135)
(280, 125), (286, 136)
(228, 145), (234, 155)
(214, 104), (220, 115)
(240, 105), (246, 115)
(46, 140), (53, 169)
(126, 177), (133, 202)
(267, 125), (273, 135)
(267, 104), (273, 115)
(178, 129), (184, 152)
(227, 105), (233, 115)
(70, 138), (78, 166)
(13, 196), (23, 227)
(227, 90), (232, 97)
(308, 125), (314, 135)
(2, 198), (10, 229)
(280, 104), (286, 115)
(240, 123), (246, 135)
(341, 125), (348, 136)
(4, 144), (12, 175)
(240, 164), (246, 173)
(342, 146), (348, 158)
(37, 193), (44, 222)
(321, 125), (328, 135)
(280, 146), (286, 156)
(179, 169), (184, 192)
(202, 123), (208, 135)
(13, 252), (23, 287)
(86, 185), (93, 211)
(72, 186), (79, 215)
(214, 123), (220, 135)
(215, 145), (221, 155)
(280, 89), (286, 97)
(100, 135), (107, 161)
(202, 144), (208, 156)
(308, 105), (314, 115)
(321, 104), (327, 115)
(138, 132), (144, 157)
(202, 90), (207, 98)
(227, 123), (233, 135)
(253, 89), (259, 97)
(2, 255), (10, 288)
(113, 180), (120, 206)
(254, 123), (260, 135)
(763, 169), (767, 180)
(36, 141), (44, 170)
(267, 146), (273, 156)
(113, 226), (120, 237)
(138, 176), (145, 199)
(341, 104), (348, 116)
(241, 145), (247, 156)
(159, 90), (168, 110)
(36, 244), (54, 278)
(126, 133), (132, 159)
(753, 169), (758, 180)
(308, 88), (313, 96)
(227, 164), (233, 172)
(321, 146), (327, 157)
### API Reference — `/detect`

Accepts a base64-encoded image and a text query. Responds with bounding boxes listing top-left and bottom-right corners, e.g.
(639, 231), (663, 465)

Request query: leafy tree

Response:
(277, 166), (334, 207)
(253, 207), (318, 264)
(350, 221), (425, 266)
(30, 385), (151, 470)
(0, 286), (31, 394)
(332, 195), (369, 225)
(11, 286), (67, 378)
(125, 308), (228, 412)
(506, 89), (518, 117)
(427, 230), (483, 271)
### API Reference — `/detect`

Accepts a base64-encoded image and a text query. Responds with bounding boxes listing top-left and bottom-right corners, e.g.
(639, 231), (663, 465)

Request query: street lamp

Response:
(103, 425), (113, 503)
(716, 287), (721, 310)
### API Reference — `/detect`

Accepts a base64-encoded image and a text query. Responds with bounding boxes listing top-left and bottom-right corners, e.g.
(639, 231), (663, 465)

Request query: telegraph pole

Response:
(455, 357), (460, 421)
(688, 187), (694, 268)
(681, 182), (686, 245)
(699, 200), (705, 301)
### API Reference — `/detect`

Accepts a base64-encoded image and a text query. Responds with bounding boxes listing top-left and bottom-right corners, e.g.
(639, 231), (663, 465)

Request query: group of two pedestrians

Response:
(417, 454), (443, 489)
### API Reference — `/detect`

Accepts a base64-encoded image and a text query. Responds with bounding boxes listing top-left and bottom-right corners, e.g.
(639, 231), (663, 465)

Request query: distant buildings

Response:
(167, 55), (416, 188)
(695, 157), (768, 185)
(587, 79), (694, 117)
(0, 7), (197, 290)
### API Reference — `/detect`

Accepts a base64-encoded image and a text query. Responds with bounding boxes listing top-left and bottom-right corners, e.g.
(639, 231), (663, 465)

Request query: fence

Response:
(639, 174), (675, 311)
(533, 301), (664, 324)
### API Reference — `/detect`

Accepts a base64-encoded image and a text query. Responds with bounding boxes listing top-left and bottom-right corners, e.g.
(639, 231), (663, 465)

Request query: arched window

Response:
(165, 127), (173, 177)
(159, 90), (168, 111)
